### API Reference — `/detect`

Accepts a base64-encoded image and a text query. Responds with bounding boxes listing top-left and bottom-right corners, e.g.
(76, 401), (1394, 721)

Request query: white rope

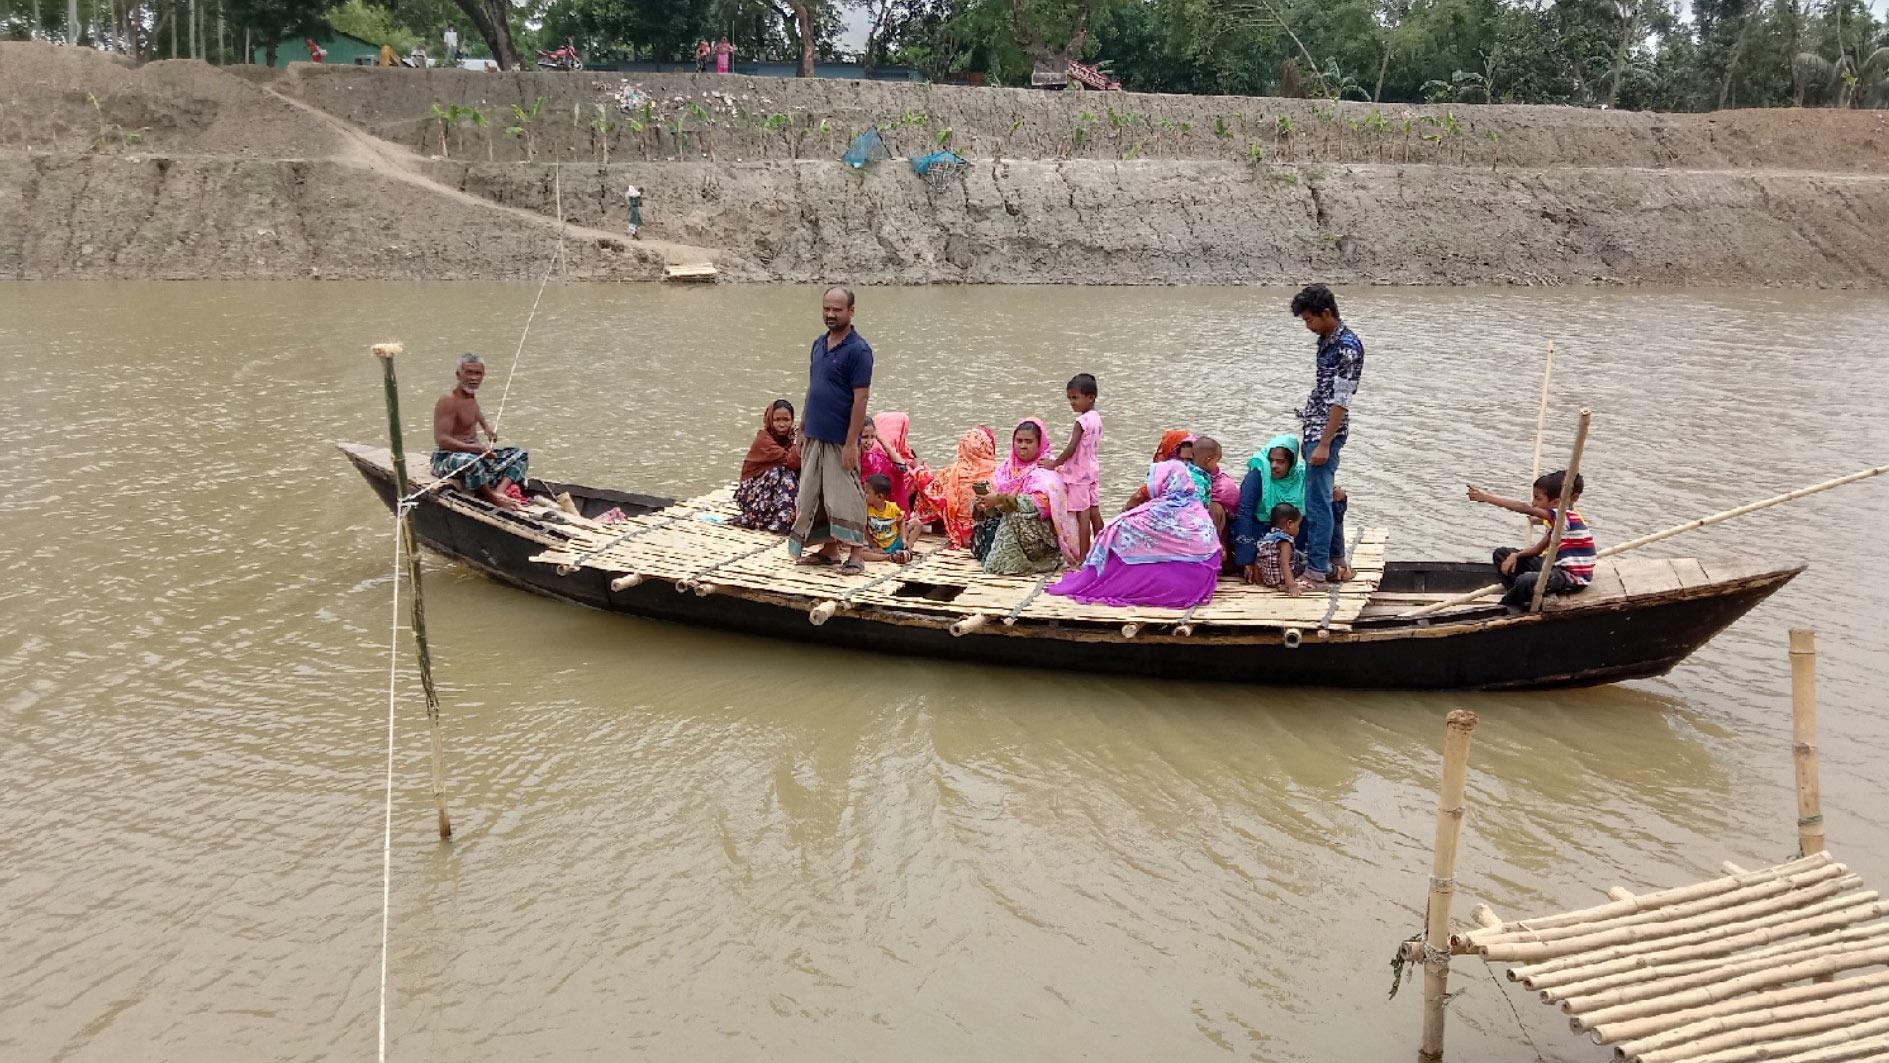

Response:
(378, 505), (406, 1063)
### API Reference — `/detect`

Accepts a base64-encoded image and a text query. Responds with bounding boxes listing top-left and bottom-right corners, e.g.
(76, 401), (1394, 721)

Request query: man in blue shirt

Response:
(1290, 283), (1363, 584)
(789, 286), (874, 573)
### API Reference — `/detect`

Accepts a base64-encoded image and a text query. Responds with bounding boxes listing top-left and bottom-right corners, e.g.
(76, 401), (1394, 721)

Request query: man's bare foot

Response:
(480, 487), (524, 510)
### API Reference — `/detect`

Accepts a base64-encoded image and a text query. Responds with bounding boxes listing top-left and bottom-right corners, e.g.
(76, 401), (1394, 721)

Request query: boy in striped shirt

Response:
(1467, 470), (1596, 610)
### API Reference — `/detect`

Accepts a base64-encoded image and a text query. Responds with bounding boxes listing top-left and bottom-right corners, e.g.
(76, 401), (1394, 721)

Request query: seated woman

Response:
(857, 414), (905, 512)
(912, 425), (997, 548)
(1122, 430), (1196, 509)
(872, 412), (931, 512)
(1231, 434), (1352, 581)
(971, 418), (1079, 575)
(732, 399), (801, 533)
(1049, 459), (1222, 609)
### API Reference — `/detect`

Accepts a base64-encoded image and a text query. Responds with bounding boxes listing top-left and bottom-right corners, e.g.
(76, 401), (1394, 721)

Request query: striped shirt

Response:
(1549, 508), (1596, 584)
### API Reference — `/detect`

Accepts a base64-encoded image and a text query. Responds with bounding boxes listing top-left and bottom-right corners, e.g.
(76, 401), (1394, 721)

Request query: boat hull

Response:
(347, 450), (1796, 692)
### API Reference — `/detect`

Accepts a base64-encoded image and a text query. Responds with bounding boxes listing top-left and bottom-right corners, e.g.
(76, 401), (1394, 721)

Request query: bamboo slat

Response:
(1600, 970), (1889, 1048)
(1473, 864), (1849, 948)
(1496, 891), (1881, 989)
(1484, 888), (1881, 966)
(1679, 1013), (1889, 1063)
(1612, 974), (1889, 1059)
(1767, 1033), (1889, 1063)
(1538, 922), (1889, 1002)
(1568, 943), (1889, 1030)
(1464, 854), (1833, 949)
(1559, 915), (1886, 1017)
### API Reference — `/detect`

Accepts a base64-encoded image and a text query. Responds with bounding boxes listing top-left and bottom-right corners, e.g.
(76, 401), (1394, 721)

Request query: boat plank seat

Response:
(531, 484), (1391, 631)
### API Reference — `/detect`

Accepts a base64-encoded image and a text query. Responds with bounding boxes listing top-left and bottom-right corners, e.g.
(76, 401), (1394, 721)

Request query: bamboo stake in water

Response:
(1404, 462), (1889, 618)
(372, 342), (453, 840)
(1790, 628), (1825, 858)
(1420, 708), (1479, 1062)
(1525, 340), (1556, 545)
(1529, 408), (1590, 614)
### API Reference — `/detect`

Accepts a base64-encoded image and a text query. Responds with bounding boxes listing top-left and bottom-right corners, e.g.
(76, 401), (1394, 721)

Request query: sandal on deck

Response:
(796, 553), (836, 567)
(838, 559), (866, 575)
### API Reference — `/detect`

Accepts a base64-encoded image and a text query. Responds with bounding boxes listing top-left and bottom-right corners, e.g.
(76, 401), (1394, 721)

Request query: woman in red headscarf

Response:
(732, 399), (801, 533)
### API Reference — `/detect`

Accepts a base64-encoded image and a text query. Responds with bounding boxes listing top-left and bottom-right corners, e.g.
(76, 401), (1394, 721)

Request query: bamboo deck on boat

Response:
(1453, 851), (1889, 1063)
(528, 482), (1391, 631)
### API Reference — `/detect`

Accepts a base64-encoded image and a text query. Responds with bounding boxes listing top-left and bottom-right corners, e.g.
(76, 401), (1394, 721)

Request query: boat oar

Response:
(1403, 460), (1889, 619)
(1528, 409), (1590, 614)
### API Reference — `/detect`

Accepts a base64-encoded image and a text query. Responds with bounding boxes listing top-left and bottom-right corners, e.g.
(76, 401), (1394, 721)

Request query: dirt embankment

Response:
(3, 40), (1888, 286)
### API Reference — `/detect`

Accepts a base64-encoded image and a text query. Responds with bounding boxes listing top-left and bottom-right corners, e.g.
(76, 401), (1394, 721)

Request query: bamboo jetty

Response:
(1406, 629), (1885, 1062)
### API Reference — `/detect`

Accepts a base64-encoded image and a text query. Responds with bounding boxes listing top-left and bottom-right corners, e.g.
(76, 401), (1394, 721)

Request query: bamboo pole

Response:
(1419, 708), (1478, 1062)
(1470, 855), (1832, 948)
(372, 343), (453, 840)
(1484, 887), (1880, 965)
(1556, 900), (1880, 1015)
(1598, 968), (1889, 1047)
(1789, 629), (1825, 858)
(1529, 409), (1590, 613)
(1515, 898), (1889, 989)
(1472, 863), (1847, 947)
(1569, 943), (1889, 1030)
(1525, 340), (1556, 545)
(1681, 1012), (1889, 1063)
(1405, 462), (1889, 618)
(1616, 975), (1889, 1058)
(1537, 918), (1889, 1003)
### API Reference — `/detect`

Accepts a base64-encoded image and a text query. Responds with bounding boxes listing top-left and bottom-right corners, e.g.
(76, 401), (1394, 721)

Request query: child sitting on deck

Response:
(1248, 503), (1316, 596)
(1467, 470), (1596, 610)
(862, 474), (911, 564)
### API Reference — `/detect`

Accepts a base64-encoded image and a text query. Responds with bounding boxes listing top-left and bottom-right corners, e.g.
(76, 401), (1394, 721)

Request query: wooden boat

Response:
(340, 443), (1800, 691)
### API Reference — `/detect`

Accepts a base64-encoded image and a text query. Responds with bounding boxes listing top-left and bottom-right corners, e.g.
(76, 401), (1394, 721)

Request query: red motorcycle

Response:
(535, 42), (583, 71)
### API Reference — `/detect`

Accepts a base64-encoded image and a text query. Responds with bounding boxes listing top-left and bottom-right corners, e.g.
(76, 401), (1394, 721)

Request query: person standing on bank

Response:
(790, 286), (874, 574)
(1289, 283), (1362, 583)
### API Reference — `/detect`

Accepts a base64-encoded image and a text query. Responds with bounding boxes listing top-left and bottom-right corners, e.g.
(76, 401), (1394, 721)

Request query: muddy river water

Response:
(3, 282), (1887, 1062)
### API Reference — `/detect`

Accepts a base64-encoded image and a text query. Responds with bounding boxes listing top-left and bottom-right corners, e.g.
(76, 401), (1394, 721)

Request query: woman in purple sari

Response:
(1048, 459), (1222, 609)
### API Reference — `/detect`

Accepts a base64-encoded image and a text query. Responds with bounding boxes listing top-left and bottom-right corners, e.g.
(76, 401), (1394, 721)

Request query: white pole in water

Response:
(1404, 461), (1889, 618)
(1525, 340), (1555, 545)
(372, 342), (453, 839)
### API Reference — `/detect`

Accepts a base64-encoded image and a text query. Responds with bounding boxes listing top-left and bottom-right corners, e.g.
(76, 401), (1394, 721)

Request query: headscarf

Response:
(916, 425), (996, 548)
(739, 400), (800, 482)
(872, 412), (930, 508)
(1083, 460), (1221, 570)
(1250, 432), (1306, 514)
(994, 417), (1081, 562)
(1125, 430), (1197, 510)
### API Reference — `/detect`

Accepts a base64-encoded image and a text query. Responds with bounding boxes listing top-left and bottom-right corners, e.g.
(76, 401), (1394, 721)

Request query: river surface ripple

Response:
(2, 282), (1887, 1062)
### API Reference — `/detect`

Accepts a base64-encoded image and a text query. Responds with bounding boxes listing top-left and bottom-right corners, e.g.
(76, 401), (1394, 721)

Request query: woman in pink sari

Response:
(1049, 459), (1222, 608)
(971, 418), (1079, 575)
(857, 416), (904, 509)
(871, 412), (930, 511)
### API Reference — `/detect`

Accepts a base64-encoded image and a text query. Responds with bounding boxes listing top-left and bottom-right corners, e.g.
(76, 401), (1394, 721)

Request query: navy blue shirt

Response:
(1297, 323), (1364, 444)
(803, 327), (873, 443)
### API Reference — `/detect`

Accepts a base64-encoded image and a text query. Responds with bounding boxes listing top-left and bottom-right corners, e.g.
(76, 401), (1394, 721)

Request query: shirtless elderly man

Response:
(432, 353), (528, 509)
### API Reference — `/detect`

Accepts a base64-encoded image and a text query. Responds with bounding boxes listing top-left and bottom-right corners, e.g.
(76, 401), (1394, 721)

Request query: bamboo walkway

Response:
(529, 483), (1392, 632)
(1452, 852), (1889, 1062)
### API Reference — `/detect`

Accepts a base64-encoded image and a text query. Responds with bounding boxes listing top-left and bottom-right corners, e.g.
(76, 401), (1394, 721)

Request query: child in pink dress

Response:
(1047, 373), (1104, 559)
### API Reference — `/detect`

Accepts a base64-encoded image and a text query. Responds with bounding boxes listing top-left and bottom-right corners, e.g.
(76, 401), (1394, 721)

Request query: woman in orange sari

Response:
(912, 425), (996, 548)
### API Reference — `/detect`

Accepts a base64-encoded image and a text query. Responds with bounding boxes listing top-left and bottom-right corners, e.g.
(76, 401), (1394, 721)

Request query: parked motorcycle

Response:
(535, 43), (583, 71)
